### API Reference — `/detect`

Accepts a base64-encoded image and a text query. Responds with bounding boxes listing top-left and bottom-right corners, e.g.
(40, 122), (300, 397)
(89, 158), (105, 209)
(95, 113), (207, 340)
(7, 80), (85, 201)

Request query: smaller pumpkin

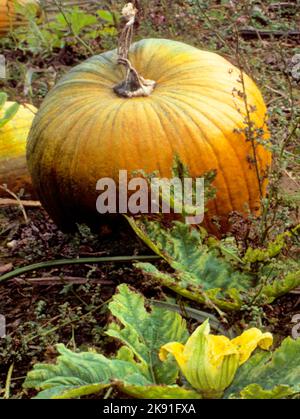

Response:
(0, 0), (42, 36)
(0, 95), (36, 195)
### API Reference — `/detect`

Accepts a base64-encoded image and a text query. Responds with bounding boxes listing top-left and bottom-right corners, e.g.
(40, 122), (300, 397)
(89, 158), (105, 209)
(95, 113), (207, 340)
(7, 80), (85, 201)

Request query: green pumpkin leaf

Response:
(34, 383), (110, 400)
(243, 231), (290, 264)
(97, 10), (115, 24)
(23, 343), (152, 399)
(238, 384), (294, 399)
(107, 284), (189, 384)
(129, 218), (252, 310)
(129, 218), (300, 309)
(55, 9), (97, 36)
(120, 384), (202, 399)
(226, 337), (300, 398)
(259, 270), (300, 304)
(135, 262), (243, 311)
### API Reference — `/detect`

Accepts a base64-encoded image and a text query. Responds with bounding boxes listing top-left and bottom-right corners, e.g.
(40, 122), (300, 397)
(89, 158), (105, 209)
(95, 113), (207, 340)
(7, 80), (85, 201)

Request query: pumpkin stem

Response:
(113, 3), (156, 98)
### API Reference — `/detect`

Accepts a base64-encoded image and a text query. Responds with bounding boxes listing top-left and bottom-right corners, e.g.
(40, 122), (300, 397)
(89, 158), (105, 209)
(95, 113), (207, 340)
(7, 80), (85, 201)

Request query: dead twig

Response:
(238, 29), (300, 40)
(0, 186), (29, 223)
(0, 198), (41, 208)
(290, 288), (300, 295)
(10, 276), (114, 286)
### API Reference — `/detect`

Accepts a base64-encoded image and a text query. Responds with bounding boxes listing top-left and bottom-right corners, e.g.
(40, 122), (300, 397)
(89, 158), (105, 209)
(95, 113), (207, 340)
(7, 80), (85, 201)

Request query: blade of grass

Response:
(4, 364), (14, 399)
(0, 255), (161, 283)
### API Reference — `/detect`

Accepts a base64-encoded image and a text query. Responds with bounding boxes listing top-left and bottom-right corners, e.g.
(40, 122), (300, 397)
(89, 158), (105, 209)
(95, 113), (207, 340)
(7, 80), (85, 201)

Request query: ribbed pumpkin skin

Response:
(0, 102), (36, 194)
(0, 0), (41, 36)
(27, 39), (271, 231)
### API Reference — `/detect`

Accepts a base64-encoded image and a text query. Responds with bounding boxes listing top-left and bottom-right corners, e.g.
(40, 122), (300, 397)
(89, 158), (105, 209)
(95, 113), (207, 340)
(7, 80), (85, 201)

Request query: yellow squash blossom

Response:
(159, 320), (273, 399)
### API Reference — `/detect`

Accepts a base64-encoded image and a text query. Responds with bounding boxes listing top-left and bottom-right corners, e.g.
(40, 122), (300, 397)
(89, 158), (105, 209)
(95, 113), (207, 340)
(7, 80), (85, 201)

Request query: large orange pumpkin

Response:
(0, 0), (41, 36)
(27, 39), (271, 231)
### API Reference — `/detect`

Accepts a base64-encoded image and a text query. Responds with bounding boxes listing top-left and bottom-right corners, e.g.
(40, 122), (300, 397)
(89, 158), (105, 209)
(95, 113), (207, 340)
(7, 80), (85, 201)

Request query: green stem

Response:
(52, 0), (94, 55)
(201, 389), (224, 399)
(0, 255), (161, 283)
(4, 364), (14, 400)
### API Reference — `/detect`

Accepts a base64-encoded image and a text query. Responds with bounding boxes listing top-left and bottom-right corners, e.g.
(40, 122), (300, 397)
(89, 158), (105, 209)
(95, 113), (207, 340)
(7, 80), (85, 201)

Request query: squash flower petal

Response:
(231, 328), (273, 365)
(159, 342), (187, 372)
(159, 320), (273, 398)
